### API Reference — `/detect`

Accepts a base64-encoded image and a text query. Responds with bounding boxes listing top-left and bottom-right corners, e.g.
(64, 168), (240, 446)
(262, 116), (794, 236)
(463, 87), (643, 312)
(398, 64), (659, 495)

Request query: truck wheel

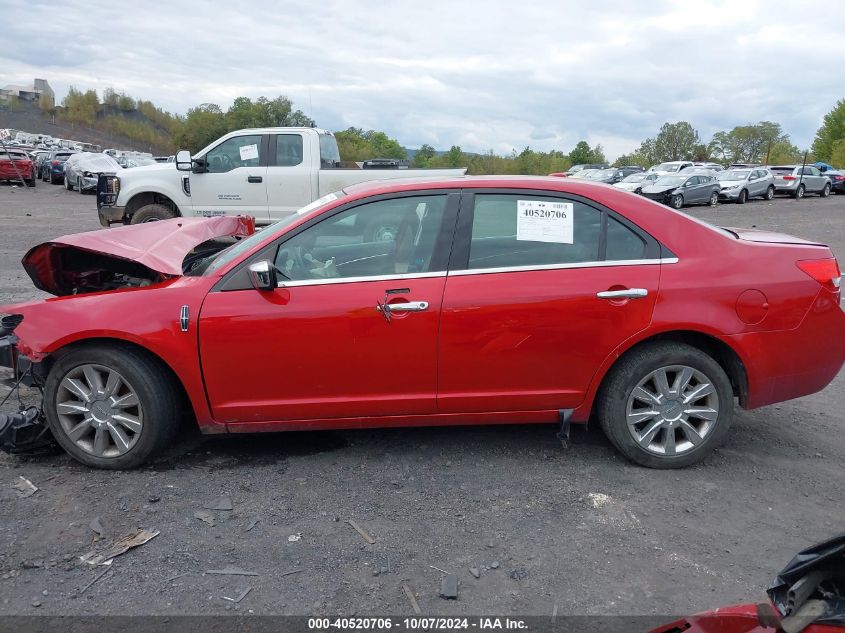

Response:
(596, 342), (734, 469)
(43, 345), (181, 469)
(131, 204), (176, 224)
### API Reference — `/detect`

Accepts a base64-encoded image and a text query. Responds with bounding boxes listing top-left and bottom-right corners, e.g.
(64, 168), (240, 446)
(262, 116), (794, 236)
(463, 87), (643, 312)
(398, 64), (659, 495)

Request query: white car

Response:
(613, 172), (661, 193)
(648, 161), (694, 175)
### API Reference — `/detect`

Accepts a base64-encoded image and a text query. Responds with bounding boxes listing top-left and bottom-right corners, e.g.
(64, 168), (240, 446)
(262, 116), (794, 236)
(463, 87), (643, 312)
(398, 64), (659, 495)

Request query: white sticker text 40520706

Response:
(516, 200), (573, 244)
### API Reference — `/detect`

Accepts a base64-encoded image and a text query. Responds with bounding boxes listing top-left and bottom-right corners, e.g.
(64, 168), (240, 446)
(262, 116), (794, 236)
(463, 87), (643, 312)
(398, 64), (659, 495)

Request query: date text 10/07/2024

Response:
(307, 618), (528, 630)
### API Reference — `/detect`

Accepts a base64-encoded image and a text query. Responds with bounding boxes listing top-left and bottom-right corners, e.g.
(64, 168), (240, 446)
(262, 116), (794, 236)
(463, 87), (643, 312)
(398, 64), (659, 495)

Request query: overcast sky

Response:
(1, 0), (842, 159)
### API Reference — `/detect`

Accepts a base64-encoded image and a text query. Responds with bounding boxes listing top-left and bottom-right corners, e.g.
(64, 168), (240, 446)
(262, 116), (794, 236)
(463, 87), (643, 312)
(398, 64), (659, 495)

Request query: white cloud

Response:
(0, 0), (841, 160)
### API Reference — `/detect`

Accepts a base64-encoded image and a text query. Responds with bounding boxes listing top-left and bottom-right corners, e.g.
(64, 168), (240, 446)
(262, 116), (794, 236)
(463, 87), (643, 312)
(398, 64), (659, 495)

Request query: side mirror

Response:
(175, 150), (192, 172)
(247, 260), (277, 291)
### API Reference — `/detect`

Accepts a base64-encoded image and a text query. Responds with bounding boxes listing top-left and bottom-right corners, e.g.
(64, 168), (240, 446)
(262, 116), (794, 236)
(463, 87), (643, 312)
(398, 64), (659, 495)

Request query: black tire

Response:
(25, 178), (35, 188)
(43, 345), (181, 469)
(78, 177), (85, 194)
(596, 342), (734, 469)
(820, 183), (831, 198)
(670, 194), (684, 210)
(765, 185), (775, 200)
(64, 175), (73, 190)
(793, 184), (805, 199)
(131, 203), (177, 224)
(737, 189), (747, 204)
(708, 191), (718, 207)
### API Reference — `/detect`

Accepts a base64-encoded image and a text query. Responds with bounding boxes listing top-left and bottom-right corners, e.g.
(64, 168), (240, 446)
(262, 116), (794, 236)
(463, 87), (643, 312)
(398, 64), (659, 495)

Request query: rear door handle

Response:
(247, 176), (263, 183)
(597, 288), (648, 299)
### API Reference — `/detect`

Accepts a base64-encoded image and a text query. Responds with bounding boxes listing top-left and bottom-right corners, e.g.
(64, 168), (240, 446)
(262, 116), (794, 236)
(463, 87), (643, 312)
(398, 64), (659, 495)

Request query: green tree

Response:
(767, 139), (802, 165)
(811, 99), (845, 163)
(653, 121), (700, 161)
(38, 92), (55, 114)
(334, 128), (405, 162)
(411, 144), (436, 167)
(117, 93), (136, 111)
(829, 138), (845, 168)
(568, 141), (594, 164)
(173, 103), (227, 152)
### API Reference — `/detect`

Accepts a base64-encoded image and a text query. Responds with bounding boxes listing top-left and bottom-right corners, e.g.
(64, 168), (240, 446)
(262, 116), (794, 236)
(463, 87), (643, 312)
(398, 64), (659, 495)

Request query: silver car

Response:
(641, 173), (721, 208)
(770, 165), (832, 198)
(716, 168), (775, 204)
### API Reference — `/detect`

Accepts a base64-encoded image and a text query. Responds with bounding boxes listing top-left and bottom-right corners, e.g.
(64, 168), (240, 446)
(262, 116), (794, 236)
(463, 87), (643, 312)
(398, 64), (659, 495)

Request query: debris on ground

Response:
(12, 476), (38, 498)
(439, 574), (459, 599)
(194, 510), (216, 526)
(347, 519), (376, 544)
(89, 517), (104, 539)
(148, 495), (161, 503)
(222, 587), (252, 603)
(287, 533), (302, 542)
(245, 518), (260, 532)
(403, 583), (422, 614)
(510, 568), (529, 581)
(469, 566), (481, 579)
(205, 566), (258, 576)
(429, 564), (450, 574)
(79, 567), (112, 594)
(587, 492), (610, 508)
(79, 529), (160, 566)
(280, 568), (303, 578)
(490, 561), (500, 569)
(163, 572), (191, 583)
(204, 497), (233, 511)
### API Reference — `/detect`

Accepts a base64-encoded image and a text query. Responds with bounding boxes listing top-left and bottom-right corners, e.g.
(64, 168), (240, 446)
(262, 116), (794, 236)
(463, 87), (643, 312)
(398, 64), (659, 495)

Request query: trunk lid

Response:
(22, 216), (255, 296)
(724, 226), (826, 246)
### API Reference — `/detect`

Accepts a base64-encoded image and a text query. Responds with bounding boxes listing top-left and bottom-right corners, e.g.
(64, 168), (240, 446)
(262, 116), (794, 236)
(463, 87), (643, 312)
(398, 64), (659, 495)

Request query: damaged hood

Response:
(22, 216), (255, 296)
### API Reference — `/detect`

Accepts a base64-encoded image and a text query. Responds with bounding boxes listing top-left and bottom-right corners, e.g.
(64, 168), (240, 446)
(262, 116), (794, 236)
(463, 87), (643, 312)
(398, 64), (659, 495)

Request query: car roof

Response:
(342, 175), (628, 198)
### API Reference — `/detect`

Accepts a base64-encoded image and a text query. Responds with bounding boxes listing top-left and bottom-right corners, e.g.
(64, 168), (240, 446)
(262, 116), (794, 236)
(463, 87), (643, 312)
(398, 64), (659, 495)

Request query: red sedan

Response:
(1, 177), (843, 469)
(0, 148), (36, 186)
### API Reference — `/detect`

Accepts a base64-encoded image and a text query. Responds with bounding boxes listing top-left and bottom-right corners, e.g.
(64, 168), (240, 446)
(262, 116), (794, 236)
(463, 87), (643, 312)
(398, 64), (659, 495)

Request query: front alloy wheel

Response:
(670, 194), (683, 209)
(709, 191), (718, 206)
(766, 186), (775, 200)
(55, 364), (143, 458)
(44, 345), (181, 469)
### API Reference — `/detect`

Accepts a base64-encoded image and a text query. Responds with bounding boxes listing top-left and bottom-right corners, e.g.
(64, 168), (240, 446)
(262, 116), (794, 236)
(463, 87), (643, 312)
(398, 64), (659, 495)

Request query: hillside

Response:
(0, 101), (174, 155)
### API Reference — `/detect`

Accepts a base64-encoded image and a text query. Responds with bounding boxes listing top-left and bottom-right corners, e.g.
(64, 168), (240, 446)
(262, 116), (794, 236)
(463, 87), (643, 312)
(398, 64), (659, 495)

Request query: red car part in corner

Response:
(1, 177), (843, 469)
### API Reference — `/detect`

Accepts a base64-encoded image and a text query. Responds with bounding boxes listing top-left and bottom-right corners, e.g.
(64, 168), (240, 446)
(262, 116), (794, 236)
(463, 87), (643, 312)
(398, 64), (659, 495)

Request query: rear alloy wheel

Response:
(597, 342), (733, 468)
(708, 191), (718, 207)
(794, 184), (805, 199)
(765, 185), (775, 200)
(44, 345), (181, 469)
(670, 194), (684, 209)
(737, 189), (748, 204)
(820, 183), (831, 198)
(131, 203), (176, 224)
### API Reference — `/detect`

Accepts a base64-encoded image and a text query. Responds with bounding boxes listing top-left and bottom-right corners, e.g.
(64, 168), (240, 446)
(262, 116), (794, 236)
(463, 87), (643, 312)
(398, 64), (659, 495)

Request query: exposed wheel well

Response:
(126, 192), (181, 218)
(596, 330), (748, 408)
(40, 338), (195, 423)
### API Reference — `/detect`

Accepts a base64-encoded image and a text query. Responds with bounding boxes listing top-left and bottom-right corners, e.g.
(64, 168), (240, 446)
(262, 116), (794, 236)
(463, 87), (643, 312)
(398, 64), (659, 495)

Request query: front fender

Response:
(4, 276), (221, 431)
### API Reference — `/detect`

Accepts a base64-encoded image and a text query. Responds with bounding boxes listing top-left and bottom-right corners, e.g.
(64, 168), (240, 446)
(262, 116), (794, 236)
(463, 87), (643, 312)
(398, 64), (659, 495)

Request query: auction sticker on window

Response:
(516, 200), (573, 244)
(239, 143), (259, 161)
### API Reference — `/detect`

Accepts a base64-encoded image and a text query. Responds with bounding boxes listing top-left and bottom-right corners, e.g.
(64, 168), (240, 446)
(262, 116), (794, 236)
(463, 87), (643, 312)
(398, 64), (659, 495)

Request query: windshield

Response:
(718, 170), (750, 181)
(622, 173), (646, 183)
(198, 191), (347, 275)
(655, 163), (683, 172)
(587, 169), (616, 179)
(654, 176), (686, 186)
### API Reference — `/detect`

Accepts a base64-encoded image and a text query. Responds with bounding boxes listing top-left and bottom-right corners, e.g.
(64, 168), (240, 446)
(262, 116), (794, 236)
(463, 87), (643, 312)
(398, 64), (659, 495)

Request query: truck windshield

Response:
(319, 133), (342, 168)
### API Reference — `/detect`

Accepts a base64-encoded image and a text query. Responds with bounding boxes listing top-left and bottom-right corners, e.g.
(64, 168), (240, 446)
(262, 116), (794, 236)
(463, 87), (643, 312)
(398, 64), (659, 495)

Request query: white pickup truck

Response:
(97, 127), (466, 226)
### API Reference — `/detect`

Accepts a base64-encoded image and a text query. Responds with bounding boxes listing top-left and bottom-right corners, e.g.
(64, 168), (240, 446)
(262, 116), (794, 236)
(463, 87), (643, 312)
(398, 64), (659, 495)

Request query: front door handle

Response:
(597, 288), (648, 300)
(247, 176), (263, 183)
(386, 301), (429, 312)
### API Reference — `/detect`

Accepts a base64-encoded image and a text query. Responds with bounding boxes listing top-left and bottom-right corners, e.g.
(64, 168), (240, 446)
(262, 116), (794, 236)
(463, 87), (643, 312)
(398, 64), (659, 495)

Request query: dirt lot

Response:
(1, 181), (843, 618)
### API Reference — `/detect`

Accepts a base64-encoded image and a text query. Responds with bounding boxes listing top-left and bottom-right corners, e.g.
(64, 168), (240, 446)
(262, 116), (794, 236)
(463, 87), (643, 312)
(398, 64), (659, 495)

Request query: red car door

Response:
(438, 192), (662, 414)
(198, 193), (456, 424)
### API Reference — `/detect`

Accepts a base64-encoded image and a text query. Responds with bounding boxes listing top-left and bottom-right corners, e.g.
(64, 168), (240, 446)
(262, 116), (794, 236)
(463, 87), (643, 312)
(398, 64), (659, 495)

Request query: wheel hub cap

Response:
(55, 364), (143, 458)
(625, 365), (719, 456)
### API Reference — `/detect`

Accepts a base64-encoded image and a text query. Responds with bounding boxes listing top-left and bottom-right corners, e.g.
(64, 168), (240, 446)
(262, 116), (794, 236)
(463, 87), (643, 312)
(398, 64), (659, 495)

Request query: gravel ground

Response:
(0, 181), (843, 618)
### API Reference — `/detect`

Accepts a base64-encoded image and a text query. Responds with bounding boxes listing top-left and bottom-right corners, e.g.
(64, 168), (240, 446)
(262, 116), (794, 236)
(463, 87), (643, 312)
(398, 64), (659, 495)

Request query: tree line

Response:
(31, 85), (845, 170)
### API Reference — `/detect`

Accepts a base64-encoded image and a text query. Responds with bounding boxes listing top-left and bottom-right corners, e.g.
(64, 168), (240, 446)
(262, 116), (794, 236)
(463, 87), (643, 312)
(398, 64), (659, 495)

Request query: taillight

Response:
(834, 176), (845, 181)
(782, 175), (796, 180)
(51, 160), (59, 165)
(797, 258), (841, 292)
